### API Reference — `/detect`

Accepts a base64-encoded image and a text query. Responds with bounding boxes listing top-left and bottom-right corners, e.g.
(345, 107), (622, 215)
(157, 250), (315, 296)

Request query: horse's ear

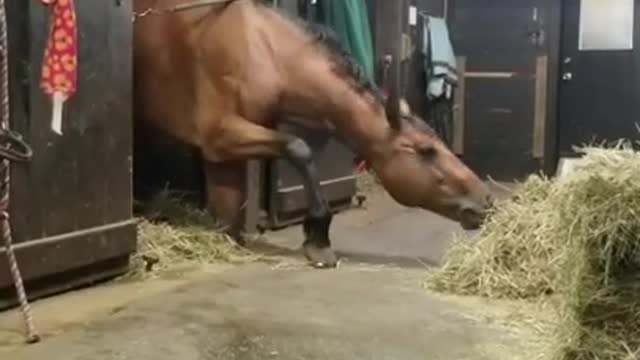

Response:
(383, 54), (402, 131)
(399, 97), (411, 118)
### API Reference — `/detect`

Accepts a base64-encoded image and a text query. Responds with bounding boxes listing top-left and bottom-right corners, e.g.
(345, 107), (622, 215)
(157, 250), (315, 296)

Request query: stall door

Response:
(557, 0), (640, 156)
(449, 0), (550, 180)
(2, 0), (136, 308)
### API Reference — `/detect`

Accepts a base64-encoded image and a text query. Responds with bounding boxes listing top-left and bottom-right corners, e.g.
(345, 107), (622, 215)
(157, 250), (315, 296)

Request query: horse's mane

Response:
(260, 3), (386, 109)
(302, 22), (386, 106)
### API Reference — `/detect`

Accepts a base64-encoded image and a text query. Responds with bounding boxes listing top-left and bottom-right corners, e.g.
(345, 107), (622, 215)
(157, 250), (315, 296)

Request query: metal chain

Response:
(0, 0), (40, 344)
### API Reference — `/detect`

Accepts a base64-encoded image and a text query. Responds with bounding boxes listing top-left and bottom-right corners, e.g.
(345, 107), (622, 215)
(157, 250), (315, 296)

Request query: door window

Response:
(579, 0), (634, 51)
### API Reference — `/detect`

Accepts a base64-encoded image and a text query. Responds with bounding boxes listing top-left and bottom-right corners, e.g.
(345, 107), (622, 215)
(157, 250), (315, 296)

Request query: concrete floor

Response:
(269, 191), (463, 267)
(5, 263), (532, 360)
(1, 184), (530, 360)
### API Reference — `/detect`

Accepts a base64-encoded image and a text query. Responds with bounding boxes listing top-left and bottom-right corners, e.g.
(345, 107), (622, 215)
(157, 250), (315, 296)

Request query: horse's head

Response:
(368, 95), (494, 230)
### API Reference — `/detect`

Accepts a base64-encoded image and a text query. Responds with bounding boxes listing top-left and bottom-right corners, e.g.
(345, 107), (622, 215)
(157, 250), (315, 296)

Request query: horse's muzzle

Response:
(459, 195), (494, 230)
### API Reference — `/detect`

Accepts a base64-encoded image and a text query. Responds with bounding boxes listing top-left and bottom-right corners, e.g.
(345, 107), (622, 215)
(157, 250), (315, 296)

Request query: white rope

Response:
(0, 0), (40, 344)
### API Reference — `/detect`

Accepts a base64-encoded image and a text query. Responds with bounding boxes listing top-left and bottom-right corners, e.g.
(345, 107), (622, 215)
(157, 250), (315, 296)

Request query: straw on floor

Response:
(127, 190), (260, 280)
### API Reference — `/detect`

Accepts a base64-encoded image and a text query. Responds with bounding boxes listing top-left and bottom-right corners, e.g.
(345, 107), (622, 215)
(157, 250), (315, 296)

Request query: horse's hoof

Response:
(303, 242), (338, 269)
(225, 232), (247, 247)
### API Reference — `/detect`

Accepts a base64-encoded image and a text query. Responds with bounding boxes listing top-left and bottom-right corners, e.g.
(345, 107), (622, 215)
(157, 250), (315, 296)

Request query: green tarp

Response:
(315, 0), (375, 82)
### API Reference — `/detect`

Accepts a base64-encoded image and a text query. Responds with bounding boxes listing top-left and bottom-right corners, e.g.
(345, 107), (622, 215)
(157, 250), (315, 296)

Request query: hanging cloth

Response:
(422, 15), (457, 100)
(40, 0), (78, 135)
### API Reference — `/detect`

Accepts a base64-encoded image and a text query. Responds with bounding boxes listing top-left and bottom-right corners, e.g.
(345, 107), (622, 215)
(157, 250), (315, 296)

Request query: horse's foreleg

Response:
(201, 118), (337, 268)
(203, 160), (248, 246)
(282, 138), (337, 269)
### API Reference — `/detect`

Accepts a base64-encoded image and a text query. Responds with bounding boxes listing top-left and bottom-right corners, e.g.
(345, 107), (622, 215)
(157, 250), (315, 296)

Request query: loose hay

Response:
(425, 174), (560, 299)
(126, 190), (260, 280)
(425, 142), (640, 360)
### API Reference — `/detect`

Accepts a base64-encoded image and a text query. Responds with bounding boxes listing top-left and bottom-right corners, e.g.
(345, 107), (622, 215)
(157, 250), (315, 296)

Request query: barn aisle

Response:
(0, 182), (529, 360)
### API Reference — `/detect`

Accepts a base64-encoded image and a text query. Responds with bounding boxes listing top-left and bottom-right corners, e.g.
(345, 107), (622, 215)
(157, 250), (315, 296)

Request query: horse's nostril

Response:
(459, 206), (486, 229)
(461, 207), (479, 217)
(485, 194), (495, 208)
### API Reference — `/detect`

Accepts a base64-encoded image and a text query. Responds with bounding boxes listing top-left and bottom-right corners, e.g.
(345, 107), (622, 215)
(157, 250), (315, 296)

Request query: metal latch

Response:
(400, 33), (415, 61)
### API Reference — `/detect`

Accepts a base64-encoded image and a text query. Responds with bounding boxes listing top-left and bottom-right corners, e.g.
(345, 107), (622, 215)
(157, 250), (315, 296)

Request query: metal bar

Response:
(277, 175), (358, 194)
(533, 55), (548, 159)
(243, 160), (261, 234)
(452, 56), (466, 155)
(0, 220), (137, 253)
(464, 71), (515, 79)
(0, 220), (137, 287)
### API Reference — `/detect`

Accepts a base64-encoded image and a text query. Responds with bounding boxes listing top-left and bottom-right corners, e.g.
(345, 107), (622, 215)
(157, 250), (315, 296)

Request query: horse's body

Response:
(133, 0), (493, 268)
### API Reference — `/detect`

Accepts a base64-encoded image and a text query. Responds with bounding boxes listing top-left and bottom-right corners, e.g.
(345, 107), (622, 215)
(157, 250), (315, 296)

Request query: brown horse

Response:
(132, 0), (494, 268)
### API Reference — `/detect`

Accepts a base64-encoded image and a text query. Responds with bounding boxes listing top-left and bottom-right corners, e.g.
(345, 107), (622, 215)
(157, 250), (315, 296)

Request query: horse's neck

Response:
(282, 69), (389, 159)
(256, 6), (389, 157)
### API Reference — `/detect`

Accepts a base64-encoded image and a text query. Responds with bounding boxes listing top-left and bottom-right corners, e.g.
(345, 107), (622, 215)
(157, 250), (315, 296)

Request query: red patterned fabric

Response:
(40, 0), (77, 96)
(39, 0), (78, 134)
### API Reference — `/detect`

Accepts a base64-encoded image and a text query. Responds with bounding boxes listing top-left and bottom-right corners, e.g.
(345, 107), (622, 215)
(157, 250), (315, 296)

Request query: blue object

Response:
(422, 16), (458, 100)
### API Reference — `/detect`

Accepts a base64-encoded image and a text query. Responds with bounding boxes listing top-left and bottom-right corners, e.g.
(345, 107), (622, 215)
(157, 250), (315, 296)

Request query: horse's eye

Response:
(419, 147), (437, 160)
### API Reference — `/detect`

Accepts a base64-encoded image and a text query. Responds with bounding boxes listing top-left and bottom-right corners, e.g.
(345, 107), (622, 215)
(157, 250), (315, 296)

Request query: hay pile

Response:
(127, 190), (260, 280)
(425, 144), (640, 360)
(426, 174), (558, 299)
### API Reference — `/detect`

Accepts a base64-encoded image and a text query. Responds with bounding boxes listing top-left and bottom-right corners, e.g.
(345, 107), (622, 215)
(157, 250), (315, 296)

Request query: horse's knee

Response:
(285, 137), (312, 163)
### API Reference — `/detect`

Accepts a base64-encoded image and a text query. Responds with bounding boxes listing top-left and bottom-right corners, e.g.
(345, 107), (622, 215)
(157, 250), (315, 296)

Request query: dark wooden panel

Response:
(542, 0), (562, 175)
(450, 0), (539, 73)
(0, 220), (136, 289)
(71, 0), (110, 232)
(416, 0), (445, 15)
(105, 0), (134, 222)
(8, 0), (135, 242)
(449, 0), (549, 180)
(462, 77), (539, 180)
(0, 256), (131, 310)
